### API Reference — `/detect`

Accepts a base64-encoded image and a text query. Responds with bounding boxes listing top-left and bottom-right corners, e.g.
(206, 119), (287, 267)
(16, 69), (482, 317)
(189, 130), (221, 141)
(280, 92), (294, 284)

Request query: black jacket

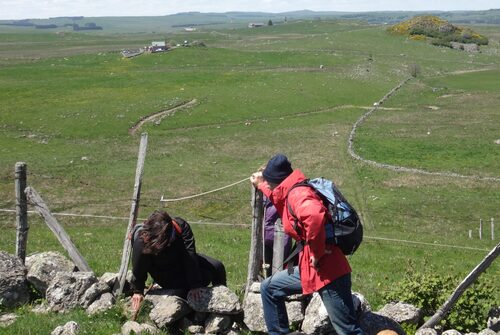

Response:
(130, 217), (203, 294)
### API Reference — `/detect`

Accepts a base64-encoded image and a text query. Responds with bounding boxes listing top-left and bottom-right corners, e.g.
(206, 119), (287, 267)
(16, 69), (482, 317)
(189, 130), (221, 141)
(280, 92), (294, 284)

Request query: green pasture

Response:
(0, 20), (499, 334)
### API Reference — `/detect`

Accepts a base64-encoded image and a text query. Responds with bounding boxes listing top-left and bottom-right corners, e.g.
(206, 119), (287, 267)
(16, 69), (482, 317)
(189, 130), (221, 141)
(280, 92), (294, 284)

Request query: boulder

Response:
(377, 302), (423, 325)
(287, 300), (305, 324)
(204, 314), (232, 334)
(416, 328), (438, 335)
(301, 293), (334, 335)
(359, 312), (406, 335)
(242, 290), (267, 332)
(149, 295), (192, 328)
(353, 292), (372, 315)
(187, 324), (204, 334)
(0, 251), (29, 307)
(86, 292), (114, 315)
(80, 281), (111, 308)
(487, 306), (499, 332)
(0, 313), (18, 327)
(99, 272), (119, 288)
(121, 321), (159, 335)
(187, 286), (242, 314)
(442, 330), (462, 335)
(51, 321), (79, 335)
(46, 271), (97, 312)
(478, 329), (496, 335)
(31, 302), (51, 314)
(25, 251), (75, 295)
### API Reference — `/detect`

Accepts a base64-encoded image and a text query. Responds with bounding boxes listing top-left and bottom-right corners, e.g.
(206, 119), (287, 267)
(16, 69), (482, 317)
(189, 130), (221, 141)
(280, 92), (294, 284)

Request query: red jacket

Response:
(259, 169), (351, 294)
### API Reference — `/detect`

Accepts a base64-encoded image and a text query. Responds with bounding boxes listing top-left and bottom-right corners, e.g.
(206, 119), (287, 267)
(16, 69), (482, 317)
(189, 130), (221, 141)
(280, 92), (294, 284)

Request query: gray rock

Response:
(31, 302), (51, 314)
(144, 287), (185, 305)
(478, 329), (497, 335)
(463, 333), (478, 335)
(187, 286), (242, 314)
(204, 314), (232, 334)
(0, 251), (29, 308)
(86, 292), (114, 315)
(121, 321), (159, 335)
(450, 42), (480, 52)
(487, 306), (499, 332)
(46, 271), (97, 312)
(416, 328), (438, 335)
(377, 301), (423, 325)
(249, 281), (261, 293)
(51, 321), (79, 335)
(25, 251), (75, 296)
(242, 291), (267, 332)
(352, 292), (372, 315)
(359, 311), (406, 335)
(149, 295), (192, 328)
(99, 272), (118, 288)
(301, 293), (334, 335)
(0, 313), (18, 327)
(442, 330), (462, 335)
(81, 281), (111, 308)
(187, 325), (204, 334)
(287, 300), (305, 323)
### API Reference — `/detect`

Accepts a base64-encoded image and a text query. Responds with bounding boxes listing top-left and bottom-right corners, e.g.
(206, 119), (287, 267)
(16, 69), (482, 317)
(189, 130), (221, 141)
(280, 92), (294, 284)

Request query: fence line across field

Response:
(1, 208), (492, 252)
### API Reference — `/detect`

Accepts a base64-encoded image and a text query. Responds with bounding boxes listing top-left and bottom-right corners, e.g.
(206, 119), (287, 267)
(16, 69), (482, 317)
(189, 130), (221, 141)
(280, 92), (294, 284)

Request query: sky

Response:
(2, 0), (499, 20)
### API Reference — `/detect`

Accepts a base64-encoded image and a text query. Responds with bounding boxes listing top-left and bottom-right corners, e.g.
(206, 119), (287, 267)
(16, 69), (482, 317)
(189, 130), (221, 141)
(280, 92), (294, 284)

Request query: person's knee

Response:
(260, 277), (272, 295)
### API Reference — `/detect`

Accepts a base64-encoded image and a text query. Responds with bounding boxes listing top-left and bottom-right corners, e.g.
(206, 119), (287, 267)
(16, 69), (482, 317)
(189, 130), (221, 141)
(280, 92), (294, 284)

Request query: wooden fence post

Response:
(491, 218), (495, 241)
(419, 243), (500, 330)
(272, 218), (285, 275)
(15, 162), (28, 264)
(245, 186), (264, 298)
(115, 133), (148, 296)
(25, 186), (92, 272)
(479, 219), (483, 240)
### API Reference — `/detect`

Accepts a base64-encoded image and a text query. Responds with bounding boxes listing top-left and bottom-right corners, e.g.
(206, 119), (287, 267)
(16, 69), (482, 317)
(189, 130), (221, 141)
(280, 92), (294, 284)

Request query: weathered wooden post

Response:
(15, 162), (28, 264)
(245, 186), (264, 298)
(272, 218), (285, 275)
(25, 186), (91, 272)
(479, 219), (483, 240)
(419, 243), (500, 330)
(115, 133), (148, 296)
(491, 218), (495, 241)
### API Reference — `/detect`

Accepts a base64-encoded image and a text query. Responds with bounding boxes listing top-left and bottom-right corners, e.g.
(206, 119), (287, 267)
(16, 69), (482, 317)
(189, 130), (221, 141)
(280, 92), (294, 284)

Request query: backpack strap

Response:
(171, 219), (183, 235)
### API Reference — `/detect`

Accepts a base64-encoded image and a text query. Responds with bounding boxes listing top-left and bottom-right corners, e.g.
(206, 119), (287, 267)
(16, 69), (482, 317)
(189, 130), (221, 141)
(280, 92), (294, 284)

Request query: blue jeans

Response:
(260, 267), (364, 335)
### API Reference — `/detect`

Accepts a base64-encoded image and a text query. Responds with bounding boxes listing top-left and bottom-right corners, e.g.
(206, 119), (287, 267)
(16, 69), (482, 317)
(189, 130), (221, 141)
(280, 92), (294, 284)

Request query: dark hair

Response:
(140, 210), (173, 254)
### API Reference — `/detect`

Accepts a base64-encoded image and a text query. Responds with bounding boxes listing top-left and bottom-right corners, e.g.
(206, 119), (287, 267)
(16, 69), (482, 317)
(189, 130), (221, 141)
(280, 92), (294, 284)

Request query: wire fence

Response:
(0, 208), (492, 252)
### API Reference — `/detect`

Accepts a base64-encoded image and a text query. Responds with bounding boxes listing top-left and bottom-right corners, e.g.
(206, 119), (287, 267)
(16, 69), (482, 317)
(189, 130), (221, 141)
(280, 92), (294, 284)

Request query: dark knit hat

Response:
(263, 154), (293, 185)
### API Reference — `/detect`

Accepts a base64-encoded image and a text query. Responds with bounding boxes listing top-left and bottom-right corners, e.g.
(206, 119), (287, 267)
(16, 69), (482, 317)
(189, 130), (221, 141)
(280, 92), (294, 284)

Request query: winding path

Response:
(128, 99), (198, 135)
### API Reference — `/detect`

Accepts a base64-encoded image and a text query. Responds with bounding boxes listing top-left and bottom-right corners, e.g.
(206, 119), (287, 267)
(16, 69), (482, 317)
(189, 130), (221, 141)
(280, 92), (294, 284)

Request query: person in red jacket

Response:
(250, 154), (364, 335)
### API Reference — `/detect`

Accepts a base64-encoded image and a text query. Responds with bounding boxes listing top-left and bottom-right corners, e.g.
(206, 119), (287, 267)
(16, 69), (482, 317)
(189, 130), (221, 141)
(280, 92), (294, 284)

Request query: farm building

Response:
(150, 41), (167, 52)
(248, 22), (265, 28)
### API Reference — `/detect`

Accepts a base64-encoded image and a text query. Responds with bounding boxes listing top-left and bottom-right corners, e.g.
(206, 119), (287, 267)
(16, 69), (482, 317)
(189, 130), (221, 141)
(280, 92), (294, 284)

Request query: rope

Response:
(159, 177), (249, 202)
(347, 77), (500, 182)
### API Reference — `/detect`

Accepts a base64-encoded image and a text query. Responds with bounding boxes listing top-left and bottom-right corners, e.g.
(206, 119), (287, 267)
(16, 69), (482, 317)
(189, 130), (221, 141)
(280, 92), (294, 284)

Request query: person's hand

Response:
(131, 293), (144, 311)
(250, 171), (264, 188)
(310, 255), (320, 270)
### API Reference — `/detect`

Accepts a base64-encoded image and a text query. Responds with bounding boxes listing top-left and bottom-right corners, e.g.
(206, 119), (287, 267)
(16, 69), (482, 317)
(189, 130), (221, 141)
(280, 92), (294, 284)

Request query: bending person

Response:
(130, 210), (226, 311)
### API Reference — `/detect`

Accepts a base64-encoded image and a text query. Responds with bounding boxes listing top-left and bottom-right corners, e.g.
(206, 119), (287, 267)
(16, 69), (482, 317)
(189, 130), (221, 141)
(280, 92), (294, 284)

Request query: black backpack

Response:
(286, 177), (363, 256)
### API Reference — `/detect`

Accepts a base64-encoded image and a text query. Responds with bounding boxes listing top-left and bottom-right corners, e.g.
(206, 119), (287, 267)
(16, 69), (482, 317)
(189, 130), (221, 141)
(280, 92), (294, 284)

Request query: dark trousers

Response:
(197, 253), (227, 286)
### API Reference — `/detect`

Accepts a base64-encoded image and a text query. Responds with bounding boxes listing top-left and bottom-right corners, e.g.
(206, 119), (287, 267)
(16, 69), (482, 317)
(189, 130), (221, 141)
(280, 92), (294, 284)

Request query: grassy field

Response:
(0, 19), (499, 334)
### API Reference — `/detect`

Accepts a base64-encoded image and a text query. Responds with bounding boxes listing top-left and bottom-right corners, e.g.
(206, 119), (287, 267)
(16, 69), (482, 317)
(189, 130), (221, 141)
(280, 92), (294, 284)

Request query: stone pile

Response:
(1, 251), (499, 335)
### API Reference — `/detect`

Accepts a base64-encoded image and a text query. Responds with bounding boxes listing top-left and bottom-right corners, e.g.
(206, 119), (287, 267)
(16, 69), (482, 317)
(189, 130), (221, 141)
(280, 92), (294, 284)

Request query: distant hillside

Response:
(389, 15), (489, 47)
(0, 9), (499, 34)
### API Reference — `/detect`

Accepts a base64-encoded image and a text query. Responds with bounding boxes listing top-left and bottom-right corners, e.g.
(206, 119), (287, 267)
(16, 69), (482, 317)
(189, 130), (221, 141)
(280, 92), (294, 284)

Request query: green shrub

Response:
(384, 266), (496, 332)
